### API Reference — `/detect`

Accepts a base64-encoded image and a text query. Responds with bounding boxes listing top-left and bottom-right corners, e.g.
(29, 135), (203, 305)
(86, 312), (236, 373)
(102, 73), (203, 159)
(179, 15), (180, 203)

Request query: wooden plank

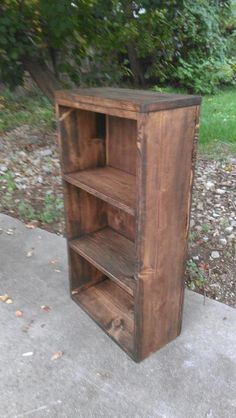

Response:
(63, 184), (108, 292)
(69, 227), (136, 296)
(107, 116), (137, 175)
(135, 105), (200, 361)
(107, 205), (135, 241)
(58, 107), (105, 174)
(56, 98), (138, 120)
(73, 279), (134, 354)
(55, 88), (201, 114)
(69, 249), (104, 292)
(63, 167), (136, 215)
(63, 183), (108, 240)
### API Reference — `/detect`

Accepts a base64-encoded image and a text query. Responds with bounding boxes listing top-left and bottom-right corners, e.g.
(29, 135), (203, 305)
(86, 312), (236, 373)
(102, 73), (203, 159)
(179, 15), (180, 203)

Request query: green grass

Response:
(199, 87), (236, 154)
(0, 88), (55, 133)
(153, 85), (236, 155)
(18, 195), (64, 224)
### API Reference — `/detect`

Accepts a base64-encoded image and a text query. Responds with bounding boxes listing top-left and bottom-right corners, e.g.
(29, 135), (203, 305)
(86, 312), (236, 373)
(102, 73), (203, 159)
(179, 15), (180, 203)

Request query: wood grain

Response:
(63, 183), (107, 240)
(63, 184), (108, 293)
(107, 116), (137, 175)
(107, 205), (135, 241)
(73, 279), (134, 354)
(69, 249), (105, 292)
(56, 88), (201, 362)
(55, 88), (201, 115)
(58, 107), (105, 173)
(69, 227), (136, 296)
(63, 167), (136, 215)
(135, 106), (200, 361)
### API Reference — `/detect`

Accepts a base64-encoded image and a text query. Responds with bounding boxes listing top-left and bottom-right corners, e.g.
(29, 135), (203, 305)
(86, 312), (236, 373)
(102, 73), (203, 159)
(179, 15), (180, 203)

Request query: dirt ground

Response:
(0, 125), (235, 308)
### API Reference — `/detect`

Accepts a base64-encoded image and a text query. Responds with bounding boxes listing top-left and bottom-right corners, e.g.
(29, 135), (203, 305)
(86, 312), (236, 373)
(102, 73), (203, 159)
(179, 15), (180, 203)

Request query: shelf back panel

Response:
(58, 107), (105, 174)
(107, 116), (137, 175)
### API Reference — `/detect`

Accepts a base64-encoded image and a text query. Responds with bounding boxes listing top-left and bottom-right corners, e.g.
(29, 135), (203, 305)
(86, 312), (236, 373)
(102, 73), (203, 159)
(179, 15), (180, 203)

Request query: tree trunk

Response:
(23, 58), (63, 102)
(127, 42), (145, 87)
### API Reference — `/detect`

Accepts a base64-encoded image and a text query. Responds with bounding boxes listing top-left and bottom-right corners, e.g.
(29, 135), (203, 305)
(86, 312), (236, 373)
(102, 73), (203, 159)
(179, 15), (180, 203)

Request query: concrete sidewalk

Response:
(0, 213), (235, 418)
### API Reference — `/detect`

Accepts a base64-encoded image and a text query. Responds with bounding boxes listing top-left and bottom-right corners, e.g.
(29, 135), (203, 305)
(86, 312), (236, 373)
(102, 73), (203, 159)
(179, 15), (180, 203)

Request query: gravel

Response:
(0, 125), (235, 307)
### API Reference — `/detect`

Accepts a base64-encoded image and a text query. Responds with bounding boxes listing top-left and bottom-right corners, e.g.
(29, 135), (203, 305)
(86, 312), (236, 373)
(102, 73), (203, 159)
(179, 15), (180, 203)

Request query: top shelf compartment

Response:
(63, 167), (135, 215)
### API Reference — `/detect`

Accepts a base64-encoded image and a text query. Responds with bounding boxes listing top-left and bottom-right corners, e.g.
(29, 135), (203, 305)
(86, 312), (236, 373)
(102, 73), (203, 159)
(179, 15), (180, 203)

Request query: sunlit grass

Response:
(154, 85), (236, 155)
(200, 87), (236, 146)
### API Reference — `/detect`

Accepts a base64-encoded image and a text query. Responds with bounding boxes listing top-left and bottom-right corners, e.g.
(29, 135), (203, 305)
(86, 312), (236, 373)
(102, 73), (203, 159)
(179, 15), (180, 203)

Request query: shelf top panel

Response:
(55, 87), (202, 117)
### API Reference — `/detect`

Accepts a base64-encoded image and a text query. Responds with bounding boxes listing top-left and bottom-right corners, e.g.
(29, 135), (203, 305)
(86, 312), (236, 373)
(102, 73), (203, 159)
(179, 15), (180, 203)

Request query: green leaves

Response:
(0, 0), (234, 93)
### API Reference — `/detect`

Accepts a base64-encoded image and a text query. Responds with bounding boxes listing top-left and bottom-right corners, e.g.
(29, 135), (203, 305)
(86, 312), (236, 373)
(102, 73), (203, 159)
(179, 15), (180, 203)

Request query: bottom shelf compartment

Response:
(72, 278), (134, 355)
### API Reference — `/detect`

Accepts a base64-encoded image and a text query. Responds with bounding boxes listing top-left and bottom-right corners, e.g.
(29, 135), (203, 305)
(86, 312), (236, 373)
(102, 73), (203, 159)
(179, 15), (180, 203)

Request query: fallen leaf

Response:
(50, 259), (59, 265)
(96, 371), (112, 379)
(5, 298), (13, 304)
(25, 222), (38, 229)
(51, 351), (64, 361)
(199, 262), (209, 271)
(40, 305), (50, 312)
(71, 289), (80, 295)
(0, 294), (9, 302)
(22, 351), (34, 357)
(225, 163), (234, 173)
(26, 249), (34, 257)
(15, 310), (23, 317)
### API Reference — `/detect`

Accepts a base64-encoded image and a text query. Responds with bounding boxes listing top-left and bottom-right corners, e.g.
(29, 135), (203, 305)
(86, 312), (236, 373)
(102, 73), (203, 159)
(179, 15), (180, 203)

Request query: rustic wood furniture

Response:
(55, 88), (201, 362)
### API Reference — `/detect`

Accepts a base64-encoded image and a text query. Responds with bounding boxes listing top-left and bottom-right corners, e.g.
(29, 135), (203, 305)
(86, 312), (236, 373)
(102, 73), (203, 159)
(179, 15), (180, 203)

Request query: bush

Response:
(174, 58), (234, 94)
(171, 1), (235, 93)
(0, 0), (235, 95)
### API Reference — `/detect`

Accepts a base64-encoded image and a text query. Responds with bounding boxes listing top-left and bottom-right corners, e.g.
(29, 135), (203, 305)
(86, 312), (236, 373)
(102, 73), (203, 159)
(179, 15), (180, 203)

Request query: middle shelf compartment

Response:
(63, 166), (135, 215)
(69, 227), (136, 296)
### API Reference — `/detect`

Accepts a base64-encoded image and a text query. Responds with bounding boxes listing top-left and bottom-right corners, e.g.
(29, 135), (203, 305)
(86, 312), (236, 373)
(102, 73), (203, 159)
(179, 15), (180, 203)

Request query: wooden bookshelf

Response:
(56, 87), (201, 362)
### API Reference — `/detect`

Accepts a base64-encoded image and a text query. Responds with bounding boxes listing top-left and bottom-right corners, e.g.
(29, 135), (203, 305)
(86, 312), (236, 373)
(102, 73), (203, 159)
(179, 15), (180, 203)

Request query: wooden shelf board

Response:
(56, 87), (202, 114)
(63, 167), (135, 215)
(72, 279), (134, 355)
(69, 227), (136, 296)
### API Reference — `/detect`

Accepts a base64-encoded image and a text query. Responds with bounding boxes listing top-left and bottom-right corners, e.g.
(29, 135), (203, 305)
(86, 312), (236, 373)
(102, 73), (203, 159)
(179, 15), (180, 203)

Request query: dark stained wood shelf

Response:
(56, 87), (201, 362)
(63, 167), (135, 216)
(72, 279), (134, 355)
(69, 227), (136, 296)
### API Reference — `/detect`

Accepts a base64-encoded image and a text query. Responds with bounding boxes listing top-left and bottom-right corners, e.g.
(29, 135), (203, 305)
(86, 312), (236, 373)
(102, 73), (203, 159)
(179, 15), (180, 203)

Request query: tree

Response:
(0, 0), (234, 100)
(0, 0), (95, 100)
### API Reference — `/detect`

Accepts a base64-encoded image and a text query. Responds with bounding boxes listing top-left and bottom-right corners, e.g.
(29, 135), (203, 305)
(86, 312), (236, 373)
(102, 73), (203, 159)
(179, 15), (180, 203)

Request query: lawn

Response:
(199, 87), (236, 154)
(0, 89), (55, 134)
(0, 86), (235, 155)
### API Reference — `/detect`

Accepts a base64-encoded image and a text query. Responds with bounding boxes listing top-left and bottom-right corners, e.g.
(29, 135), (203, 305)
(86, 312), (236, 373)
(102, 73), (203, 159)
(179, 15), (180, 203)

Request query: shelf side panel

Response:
(135, 105), (200, 361)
